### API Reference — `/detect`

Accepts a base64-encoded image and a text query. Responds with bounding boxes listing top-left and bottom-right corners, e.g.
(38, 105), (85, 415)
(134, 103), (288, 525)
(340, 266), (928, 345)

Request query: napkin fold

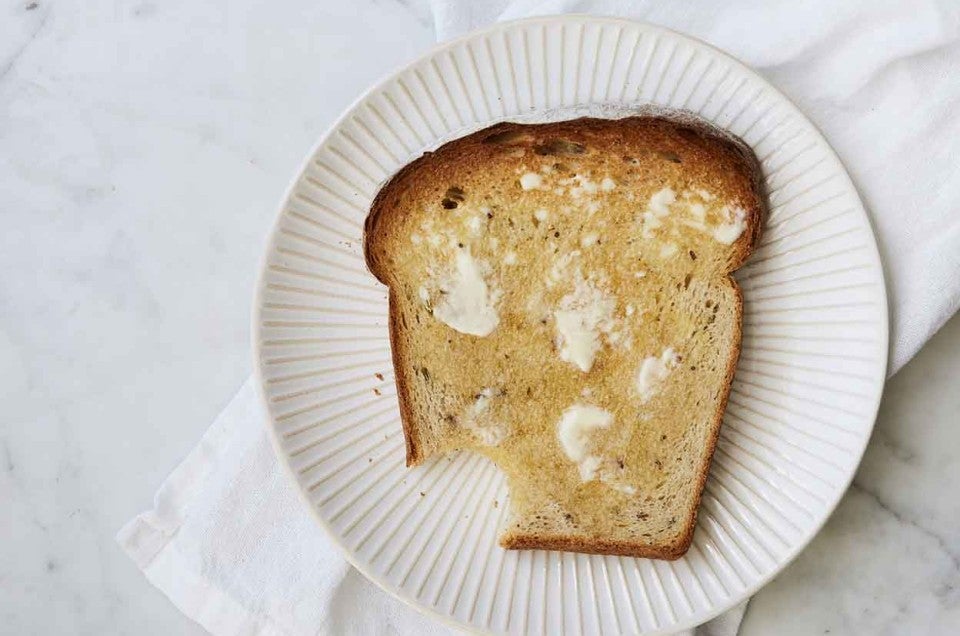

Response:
(120, 1), (960, 634)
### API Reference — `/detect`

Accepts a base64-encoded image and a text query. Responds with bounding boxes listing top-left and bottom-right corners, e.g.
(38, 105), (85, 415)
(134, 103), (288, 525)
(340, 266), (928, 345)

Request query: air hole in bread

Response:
(441, 186), (466, 209)
(533, 139), (586, 156)
(658, 150), (682, 163)
(482, 129), (533, 145)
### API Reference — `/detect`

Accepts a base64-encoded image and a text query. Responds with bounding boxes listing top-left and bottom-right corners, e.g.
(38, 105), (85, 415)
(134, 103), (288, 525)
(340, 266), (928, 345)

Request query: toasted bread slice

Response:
(364, 116), (764, 559)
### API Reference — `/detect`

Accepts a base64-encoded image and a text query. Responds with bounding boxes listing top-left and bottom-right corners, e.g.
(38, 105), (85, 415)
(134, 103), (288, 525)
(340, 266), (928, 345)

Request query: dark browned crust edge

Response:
(365, 155), (431, 285)
(364, 114), (765, 282)
(364, 114), (768, 556)
(500, 531), (690, 561)
(386, 290), (424, 467)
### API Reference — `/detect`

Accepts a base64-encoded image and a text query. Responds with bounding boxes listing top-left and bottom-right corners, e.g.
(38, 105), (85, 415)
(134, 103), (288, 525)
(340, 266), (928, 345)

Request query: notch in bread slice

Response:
(364, 116), (764, 559)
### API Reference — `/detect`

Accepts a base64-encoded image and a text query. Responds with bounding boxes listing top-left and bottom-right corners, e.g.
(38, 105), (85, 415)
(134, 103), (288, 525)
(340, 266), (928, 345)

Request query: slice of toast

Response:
(363, 116), (764, 559)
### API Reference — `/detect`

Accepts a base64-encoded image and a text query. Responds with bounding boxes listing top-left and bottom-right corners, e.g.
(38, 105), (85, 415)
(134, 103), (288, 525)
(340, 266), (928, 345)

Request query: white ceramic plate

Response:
(253, 16), (888, 635)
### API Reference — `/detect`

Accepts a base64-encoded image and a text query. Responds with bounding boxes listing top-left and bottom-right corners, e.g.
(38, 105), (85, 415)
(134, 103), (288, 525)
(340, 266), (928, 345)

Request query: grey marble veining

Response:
(0, 1), (432, 633)
(0, 1), (957, 634)
(741, 317), (960, 635)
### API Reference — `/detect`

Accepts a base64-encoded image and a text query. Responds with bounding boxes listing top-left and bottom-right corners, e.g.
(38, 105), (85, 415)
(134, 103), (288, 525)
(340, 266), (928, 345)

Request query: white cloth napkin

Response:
(118, 1), (960, 634)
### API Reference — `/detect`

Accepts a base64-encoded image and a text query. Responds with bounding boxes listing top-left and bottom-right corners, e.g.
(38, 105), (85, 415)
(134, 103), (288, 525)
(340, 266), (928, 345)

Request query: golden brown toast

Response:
(364, 116), (764, 559)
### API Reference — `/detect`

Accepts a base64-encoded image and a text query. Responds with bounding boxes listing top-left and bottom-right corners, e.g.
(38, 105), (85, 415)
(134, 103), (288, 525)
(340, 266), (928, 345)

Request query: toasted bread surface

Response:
(364, 116), (764, 558)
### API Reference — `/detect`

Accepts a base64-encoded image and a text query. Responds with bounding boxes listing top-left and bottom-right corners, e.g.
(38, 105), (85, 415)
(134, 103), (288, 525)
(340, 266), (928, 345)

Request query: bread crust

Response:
(500, 531), (690, 561)
(670, 276), (744, 556)
(364, 115), (765, 558)
(386, 290), (424, 466)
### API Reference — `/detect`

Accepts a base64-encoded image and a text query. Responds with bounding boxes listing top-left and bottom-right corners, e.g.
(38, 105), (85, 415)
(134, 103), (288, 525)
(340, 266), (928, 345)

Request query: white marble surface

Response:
(0, 1), (957, 634)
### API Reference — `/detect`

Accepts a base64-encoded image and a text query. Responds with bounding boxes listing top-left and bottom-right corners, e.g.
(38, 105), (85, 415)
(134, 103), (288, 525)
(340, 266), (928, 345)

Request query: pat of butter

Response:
(713, 206), (747, 245)
(578, 455), (603, 481)
(554, 276), (616, 372)
(636, 347), (679, 402)
(465, 388), (509, 446)
(465, 215), (483, 235)
(558, 404), (638, 491)
(570, 175), (599, 197)
(648, 187), (676, 217)
(557, 404), (613, 463)
(641, 187), (676, 238)
(432, 249), (499, 337)
(600, 177), (616, 192)
(659, 242), (679, 258)
(689, 202), (706, 221)
(520, 172), (543, 190)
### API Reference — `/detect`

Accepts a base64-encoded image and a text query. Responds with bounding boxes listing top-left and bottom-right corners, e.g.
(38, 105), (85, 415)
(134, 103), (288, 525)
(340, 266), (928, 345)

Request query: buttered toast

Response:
(363, 117), (764, 559)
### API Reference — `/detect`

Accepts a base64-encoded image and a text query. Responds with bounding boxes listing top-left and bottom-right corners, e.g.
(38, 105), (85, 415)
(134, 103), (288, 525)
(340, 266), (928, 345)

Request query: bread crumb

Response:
(373, 388), (382, 396)
(374, 372), (384, 381)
